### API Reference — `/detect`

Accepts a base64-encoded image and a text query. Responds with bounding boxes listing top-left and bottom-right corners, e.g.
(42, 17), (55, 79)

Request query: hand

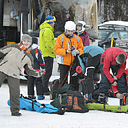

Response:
(116, 93), (123, 99)
(113, 76), (118, 80)
(72, 49), (79, 56)
(36, 69), (45, 78)
(112, 81), (117, 86)
(66, 48), (71, 53)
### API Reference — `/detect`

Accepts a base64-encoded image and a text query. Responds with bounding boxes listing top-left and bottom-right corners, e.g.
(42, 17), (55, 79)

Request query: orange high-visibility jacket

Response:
(55, 33), (84, 66)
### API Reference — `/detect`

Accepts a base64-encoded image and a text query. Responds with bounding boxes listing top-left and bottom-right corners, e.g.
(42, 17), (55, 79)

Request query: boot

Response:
(28, 95), (36, 99)
(98, 93), (108, 104)
(37, 95), (45, 100)
(11, 112), (22, 116)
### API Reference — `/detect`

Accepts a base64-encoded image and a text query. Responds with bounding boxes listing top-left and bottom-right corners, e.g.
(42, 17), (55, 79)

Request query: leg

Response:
(70, 76), (80, 91)
(8, 76), (20, 114)
(117, 73), (127, 94)
(0, 71), (7, 87)
(35, 77), (44, 95)
(27, 76), (35, 95)
(42, 57), (53, 93)
(59, 64), (69, 86)
(99, 64), (111, 96)
(84, 55), (101, 94)
(98, 64), (110, 103)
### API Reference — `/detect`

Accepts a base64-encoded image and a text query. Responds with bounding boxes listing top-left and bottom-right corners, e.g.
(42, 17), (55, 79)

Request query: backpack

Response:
(65, 90), (89, 113)
(50, 84), (89, 113)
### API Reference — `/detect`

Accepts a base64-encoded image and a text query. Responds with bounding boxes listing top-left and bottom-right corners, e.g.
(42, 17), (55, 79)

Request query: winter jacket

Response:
(55, 33), (84, 66)
(79, 46), (104, 73)
(75, 31), (90, 46)
(101, 47), (127, 83)
(30, 48), (45, 71)
(0, 43), (41, 79)
(39, 22), (56, 58)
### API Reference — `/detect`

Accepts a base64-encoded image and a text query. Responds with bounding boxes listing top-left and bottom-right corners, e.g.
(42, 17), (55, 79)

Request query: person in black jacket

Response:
(27, 37), (45, 100)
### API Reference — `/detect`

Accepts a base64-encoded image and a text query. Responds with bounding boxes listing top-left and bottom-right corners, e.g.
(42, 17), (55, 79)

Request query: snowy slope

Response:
(0, 84), (128, 128)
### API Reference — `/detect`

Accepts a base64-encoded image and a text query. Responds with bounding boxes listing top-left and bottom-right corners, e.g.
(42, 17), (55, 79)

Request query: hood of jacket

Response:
(40, 22), (54, 32)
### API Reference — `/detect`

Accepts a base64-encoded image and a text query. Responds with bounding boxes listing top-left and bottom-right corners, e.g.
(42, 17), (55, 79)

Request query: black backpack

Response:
(50, 84), (89, 113)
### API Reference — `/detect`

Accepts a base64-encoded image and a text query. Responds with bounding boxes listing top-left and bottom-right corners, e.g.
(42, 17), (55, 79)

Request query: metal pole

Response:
(0, 0), (4, 47)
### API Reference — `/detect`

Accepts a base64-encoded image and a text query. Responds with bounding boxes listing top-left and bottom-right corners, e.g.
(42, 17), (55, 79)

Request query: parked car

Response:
(98, 21), (128, 49)
(115, 38), (128, 53)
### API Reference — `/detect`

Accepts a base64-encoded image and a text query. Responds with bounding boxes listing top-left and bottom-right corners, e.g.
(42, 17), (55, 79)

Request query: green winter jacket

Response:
(39, 22), (56, 58)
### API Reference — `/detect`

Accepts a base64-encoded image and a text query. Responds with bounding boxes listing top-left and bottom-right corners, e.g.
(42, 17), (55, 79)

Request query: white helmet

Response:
(77, 21), (86, 32)
(64, 21), (76, 31)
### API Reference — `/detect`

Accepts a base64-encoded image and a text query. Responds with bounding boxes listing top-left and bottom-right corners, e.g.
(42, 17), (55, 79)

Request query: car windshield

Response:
(98, 30), (111, 41)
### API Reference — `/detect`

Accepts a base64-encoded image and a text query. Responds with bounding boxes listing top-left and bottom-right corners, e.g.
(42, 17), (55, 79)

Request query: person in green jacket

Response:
(39, 16), (56, 95)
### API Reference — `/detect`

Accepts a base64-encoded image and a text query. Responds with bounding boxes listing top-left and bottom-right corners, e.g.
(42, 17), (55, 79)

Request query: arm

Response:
(24, 53), (42, 77)
(77, 38), (84, 56)
(103, 56), (115, 83)
(38, 49), (45, 69)
(43, 29), (55, 53)
(54, 36), (68, 56)
(116, 62), (126, 79)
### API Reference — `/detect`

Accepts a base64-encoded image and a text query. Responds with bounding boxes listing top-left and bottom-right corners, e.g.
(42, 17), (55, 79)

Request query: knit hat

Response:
(45, 16), (56, 24)
(32, 37), (38, 44)
(22, 34), (32, 43)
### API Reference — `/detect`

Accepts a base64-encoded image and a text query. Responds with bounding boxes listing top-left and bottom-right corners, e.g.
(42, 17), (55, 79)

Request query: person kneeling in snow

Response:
(98, 47), (127, 105)
(0, 34), (43, 116)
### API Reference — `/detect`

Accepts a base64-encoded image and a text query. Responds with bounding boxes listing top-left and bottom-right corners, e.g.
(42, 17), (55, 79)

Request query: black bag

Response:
(65, 90), (89, 113)
(51, 84), (89, 113)
(50, 79), (60, 100)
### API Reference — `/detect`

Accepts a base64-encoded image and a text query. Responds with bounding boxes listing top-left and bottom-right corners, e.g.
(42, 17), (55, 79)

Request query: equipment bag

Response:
(86, 103), (128, 113)
(7, 95), (65, 115)
(50, 84), (89, 113)
(65, 90), (89, 113)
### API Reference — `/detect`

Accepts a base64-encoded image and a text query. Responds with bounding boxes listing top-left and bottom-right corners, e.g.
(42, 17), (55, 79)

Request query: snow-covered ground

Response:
(1, 81), (128, 128)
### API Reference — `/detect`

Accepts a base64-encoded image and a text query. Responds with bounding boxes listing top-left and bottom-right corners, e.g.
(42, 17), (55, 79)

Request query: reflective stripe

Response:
(73, 35), (80, 42)
(62, 35), (65, 48)
(85, 66), (95, 76)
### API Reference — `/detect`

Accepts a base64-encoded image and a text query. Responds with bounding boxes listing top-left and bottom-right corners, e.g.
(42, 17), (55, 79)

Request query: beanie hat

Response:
(22, 34), (32, 43)
(45, 16), (56, 24)
(32, 37), (38, 44)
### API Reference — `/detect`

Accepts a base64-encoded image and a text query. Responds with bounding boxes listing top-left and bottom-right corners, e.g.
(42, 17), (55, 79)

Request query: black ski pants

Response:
(27, 76), (44, 95)
(84, 54), (101, 94)
(99, 64), (127, 96)
(42, 57), (54, 93)
(59, 64), (79, 91)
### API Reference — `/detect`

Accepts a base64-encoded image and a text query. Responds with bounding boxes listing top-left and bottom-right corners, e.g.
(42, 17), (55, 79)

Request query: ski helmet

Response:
(76, 21), (86, 32)
(64, 21), (76, 31)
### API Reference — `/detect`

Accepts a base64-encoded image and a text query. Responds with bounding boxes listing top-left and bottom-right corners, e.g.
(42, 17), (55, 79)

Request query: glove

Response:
(112, 81), (117, 86)
(112, 85), (118, 94)
(72, 49), (79, 56)
(36, 69), (45, 78)
(116, 93), (123, 99)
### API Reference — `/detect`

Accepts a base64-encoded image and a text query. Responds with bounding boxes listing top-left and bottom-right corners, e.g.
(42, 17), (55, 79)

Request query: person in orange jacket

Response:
(55, 21), (84, 90)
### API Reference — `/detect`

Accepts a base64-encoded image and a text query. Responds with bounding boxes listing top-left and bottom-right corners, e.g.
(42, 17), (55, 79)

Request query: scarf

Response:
(18, 43), (31, 53)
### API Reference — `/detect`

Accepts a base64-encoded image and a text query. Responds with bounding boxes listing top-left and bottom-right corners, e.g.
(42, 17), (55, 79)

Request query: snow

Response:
(0, 82), (128, 128)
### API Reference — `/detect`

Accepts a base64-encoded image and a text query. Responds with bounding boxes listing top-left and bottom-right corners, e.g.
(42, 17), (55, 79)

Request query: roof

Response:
(100, 21), (128, 26)
(98, 21), (128, 30)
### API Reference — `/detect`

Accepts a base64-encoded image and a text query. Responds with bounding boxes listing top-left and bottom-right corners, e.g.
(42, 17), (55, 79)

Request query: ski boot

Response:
(98, 93), (108, 104)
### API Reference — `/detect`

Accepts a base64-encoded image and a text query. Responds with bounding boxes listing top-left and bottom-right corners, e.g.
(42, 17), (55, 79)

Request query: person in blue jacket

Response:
(79, 46), (104, 100)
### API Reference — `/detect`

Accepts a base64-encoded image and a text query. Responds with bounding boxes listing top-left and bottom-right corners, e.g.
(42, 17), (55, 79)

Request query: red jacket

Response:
(101, 47), (127, 83)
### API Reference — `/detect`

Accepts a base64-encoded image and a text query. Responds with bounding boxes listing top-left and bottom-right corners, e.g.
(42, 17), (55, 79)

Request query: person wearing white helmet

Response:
(55, 21), (84, 90)
(75, 21), (90, 46)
